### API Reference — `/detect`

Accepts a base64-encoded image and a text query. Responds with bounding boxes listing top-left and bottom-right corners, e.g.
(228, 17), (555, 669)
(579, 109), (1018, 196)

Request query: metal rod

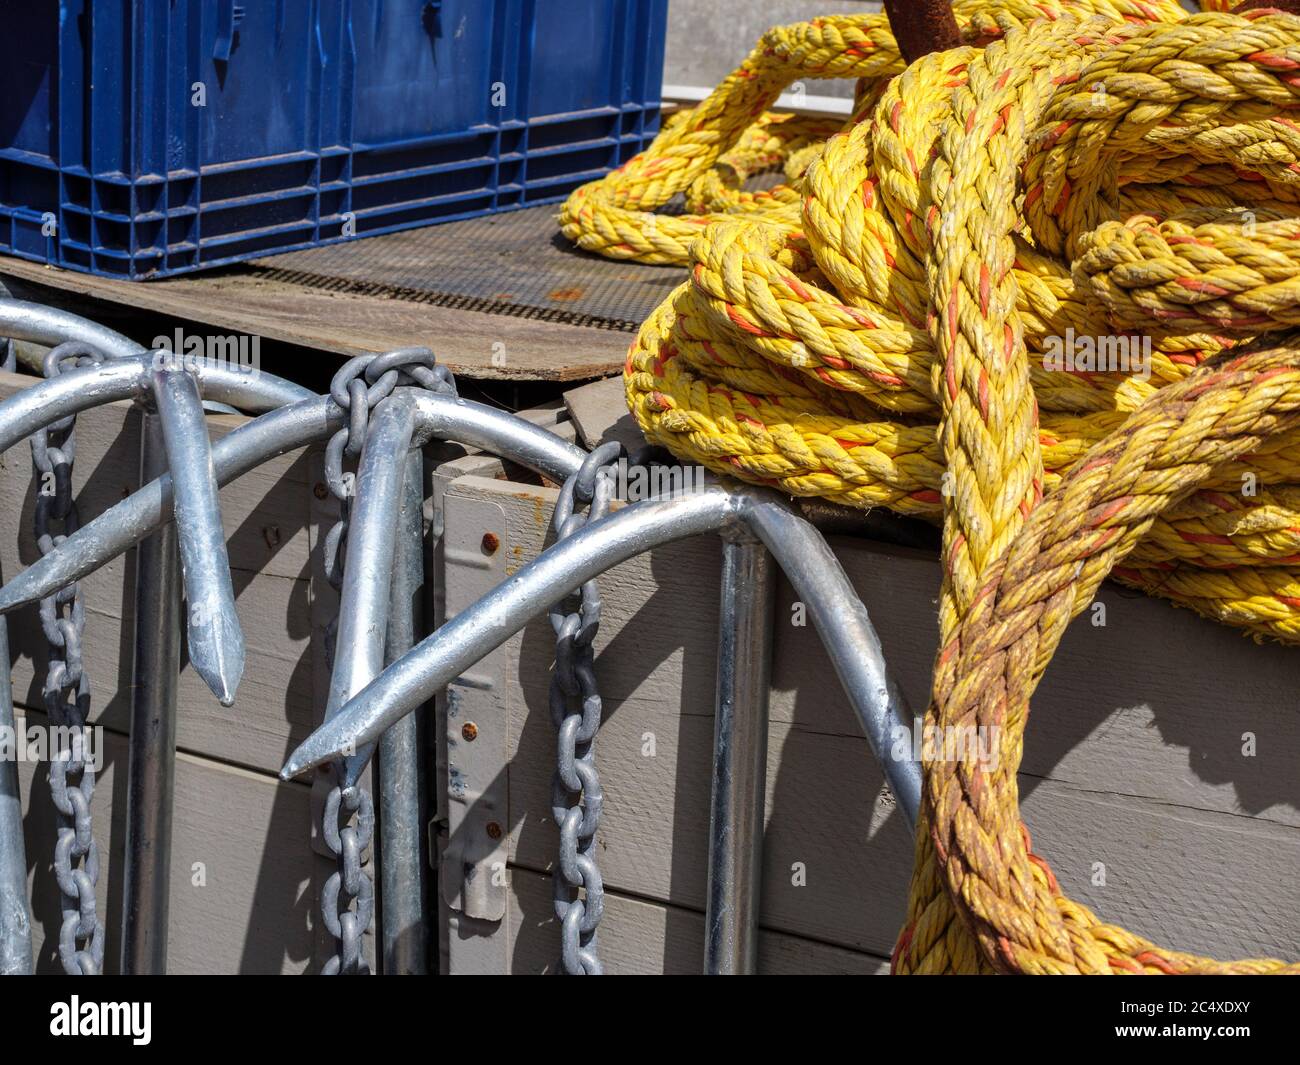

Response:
(120, 412), (180, 974)
(0, 397), (340, 612)
(152, 368), (244, 705)
(0, 352), (312, 458)
(704, 529), (775, 975)
(316, 393), (420, 976)
(0, 358), (151, 453)
(0, 300), (305, 966)
(741, 497), (922, 825)
(882, 0), (960, 64)
(377, 447), (429, 975)
(281, 488), (741, 778)
(0, 566), (32, 974)
(281, 486), (924, 827)
(326, 394), (419, 787)
(408, 391), (585, 483)
(0, 392), (585, 614)
(0, 299), (142, 361)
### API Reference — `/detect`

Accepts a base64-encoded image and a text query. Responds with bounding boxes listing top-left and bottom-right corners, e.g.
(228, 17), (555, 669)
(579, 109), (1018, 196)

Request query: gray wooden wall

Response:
(440, 467), (1299, 972)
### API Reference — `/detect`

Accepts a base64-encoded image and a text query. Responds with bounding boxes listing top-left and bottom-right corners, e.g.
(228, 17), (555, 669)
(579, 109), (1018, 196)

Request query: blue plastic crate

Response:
(0, 0), (667, 279)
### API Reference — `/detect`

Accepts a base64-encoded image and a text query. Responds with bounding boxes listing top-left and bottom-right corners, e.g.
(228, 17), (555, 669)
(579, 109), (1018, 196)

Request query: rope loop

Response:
(559, 0), (1300, 974)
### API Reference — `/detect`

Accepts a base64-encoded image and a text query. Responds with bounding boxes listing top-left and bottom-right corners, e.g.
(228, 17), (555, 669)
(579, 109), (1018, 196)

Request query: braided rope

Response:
(558, 0), (1300, 974)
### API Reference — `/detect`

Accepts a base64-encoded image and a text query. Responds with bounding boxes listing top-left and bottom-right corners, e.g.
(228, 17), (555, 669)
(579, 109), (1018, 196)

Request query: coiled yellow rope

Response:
(559, 1), (1300, 974)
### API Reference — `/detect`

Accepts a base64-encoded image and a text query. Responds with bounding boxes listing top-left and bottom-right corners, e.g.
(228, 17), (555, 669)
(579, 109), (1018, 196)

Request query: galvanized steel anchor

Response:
(1, 297), (922, 976)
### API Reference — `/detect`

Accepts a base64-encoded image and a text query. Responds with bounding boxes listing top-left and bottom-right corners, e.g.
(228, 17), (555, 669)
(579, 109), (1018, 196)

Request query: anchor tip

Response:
(189, 613), (245, 707)
(279, 749), (311, 780)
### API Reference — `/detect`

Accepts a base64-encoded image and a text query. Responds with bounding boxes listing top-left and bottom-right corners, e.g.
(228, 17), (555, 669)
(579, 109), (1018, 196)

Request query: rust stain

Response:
(548, 286), (586, 302)
(507, 488), (550, 530)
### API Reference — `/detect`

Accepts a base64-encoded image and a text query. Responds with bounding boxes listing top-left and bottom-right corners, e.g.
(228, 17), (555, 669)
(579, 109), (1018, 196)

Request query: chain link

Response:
(319, 348), (455, 975)
(548, 440), (630, 975)
(31, 341), (107, 975)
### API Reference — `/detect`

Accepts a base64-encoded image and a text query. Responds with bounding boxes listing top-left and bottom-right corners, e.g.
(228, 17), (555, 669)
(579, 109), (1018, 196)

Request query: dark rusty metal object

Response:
(881, 0), (1295, 68)
(1232, 0), (1300, 13)
(883, 0), (960, 64)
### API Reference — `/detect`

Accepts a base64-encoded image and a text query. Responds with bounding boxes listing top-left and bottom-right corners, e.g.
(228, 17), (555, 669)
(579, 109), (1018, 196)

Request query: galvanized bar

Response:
(0, 352), (312, 458)
(0, 397), (342, 612)
(152, 367), (244, 705)
(0, 358), (152, 451)
(318, 392), (420, 974)
(704, 528), (775, 975)
(0, 299), (142, 361)
(281, 488), (738, 778)
(0, 393), (584, 613)
(326, 393), (419, 786)
(281, 486), (924, 827)
(120, 412), (181, 974)
(741, 497), (922, 825)
(0, 568), (32, 975)
(0, 301), (307, 969)
(377, 448), (430, 975)
(408, 391), (584, 482)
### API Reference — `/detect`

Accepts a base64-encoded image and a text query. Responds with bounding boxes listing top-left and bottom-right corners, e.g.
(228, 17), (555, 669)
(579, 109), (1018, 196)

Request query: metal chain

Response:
(318, 347), (455, 975)
(31, 341), (107, 975)
(547, 439), (627, 975)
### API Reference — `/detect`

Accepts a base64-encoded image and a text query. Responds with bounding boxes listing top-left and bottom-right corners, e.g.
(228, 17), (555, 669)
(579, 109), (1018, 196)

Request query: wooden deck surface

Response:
(0, 251), (629, 383)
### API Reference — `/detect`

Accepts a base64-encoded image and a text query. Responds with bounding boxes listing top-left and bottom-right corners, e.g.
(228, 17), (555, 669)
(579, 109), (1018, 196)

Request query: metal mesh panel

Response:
(249, 206), (684, 332)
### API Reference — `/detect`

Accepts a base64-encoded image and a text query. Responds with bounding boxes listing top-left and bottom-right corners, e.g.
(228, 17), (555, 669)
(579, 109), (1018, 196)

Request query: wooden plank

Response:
(503, 866), (890, 975)
(443, 474), (1300, 963)
(0, 262), (627, 381)
(15, 707), (318, 974)
(563, 374), (646, 451)
(5, 559), (314, 776)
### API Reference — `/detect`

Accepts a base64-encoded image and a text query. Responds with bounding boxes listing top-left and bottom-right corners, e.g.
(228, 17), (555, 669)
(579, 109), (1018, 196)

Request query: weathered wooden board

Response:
(442, 474), (1300, 970)
(0, 262), (627, 381)
(504, 867), (890, 975)
(15, 706), (319, 974)
(563, 373), (643, 451)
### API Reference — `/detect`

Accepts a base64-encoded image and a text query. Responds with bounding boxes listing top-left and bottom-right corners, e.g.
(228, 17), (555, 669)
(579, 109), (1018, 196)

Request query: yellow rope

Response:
(558, 1), (1300, 974)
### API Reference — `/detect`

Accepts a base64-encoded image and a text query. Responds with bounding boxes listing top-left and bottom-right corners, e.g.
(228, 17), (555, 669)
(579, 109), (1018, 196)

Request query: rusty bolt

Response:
(481, 531), (500, 555)
(313, 482), (329, 499)
(461, 721), (478, 742)
(486, 821), (503, 840)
